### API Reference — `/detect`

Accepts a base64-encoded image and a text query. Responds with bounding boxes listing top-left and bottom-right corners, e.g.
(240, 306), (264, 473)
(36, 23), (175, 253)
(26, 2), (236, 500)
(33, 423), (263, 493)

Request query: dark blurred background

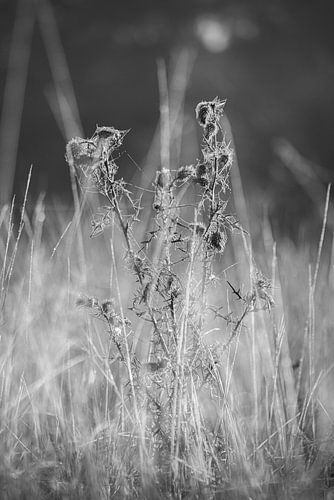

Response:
(1, 0), (334, 238)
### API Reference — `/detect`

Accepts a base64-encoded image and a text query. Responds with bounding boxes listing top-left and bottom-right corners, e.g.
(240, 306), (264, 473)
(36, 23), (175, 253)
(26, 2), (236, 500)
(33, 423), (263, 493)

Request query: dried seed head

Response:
(196, 101), (211, 126)
(101, 299), (115, 316)
(155, 168), (171, 188)
(93, 126), (118, 139)
(66, 127), (128, 183)
(176, 165), (195, 181)
(206, 228), (227, 253)
(143, 358), (168, 373)
(65, 137), (99, 176)
(196, 97), (227, 127)
(221, 154), (229, 166)
(197, 162), (208, 177)
(210, 97), (227, 117)
(204, 120), (219, 141)
(93, 126), (129, 150)
(194, 162), (210, 187)
(153, 169), (172, 210)
(218, 143), (234, 168)
(202, 142), (234, 177)
(210, 231), (222, 250)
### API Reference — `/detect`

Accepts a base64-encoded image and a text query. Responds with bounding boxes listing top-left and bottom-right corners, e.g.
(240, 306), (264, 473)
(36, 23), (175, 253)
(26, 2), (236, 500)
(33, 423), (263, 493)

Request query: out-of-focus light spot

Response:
(195, 16), (232, 53)
(195, 14), (259, 52)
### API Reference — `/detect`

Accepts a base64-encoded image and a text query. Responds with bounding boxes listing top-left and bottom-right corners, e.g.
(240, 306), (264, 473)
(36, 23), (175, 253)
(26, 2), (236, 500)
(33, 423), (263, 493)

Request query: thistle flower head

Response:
(195, 97), (227, 127)
(205, 226), (227, 253)
(101, 299), (115, 316)
(65, 127), (129, 179)
(143, 358), (168, 373)
(193, 162), (210, 187)
(204, 120), (219, 141)
(196, 101), (211, 126)
(65, 137), (98, 176)
(210, 96), (227, 117)
(175, 164), (196, 181)
(92, 126), (130, 151)
(153, 168), (172, 210)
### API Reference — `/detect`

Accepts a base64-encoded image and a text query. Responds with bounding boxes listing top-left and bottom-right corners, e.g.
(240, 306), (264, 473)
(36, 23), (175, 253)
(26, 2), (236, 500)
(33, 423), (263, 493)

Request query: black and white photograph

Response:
(0, 0), (334, 498)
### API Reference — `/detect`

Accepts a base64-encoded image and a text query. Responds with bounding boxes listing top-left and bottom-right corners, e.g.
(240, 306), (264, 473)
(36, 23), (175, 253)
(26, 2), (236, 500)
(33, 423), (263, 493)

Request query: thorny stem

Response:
(198, 135), (218, 332)
(106, 318), (124, 362)
(109, 187), (170, 358)
(108, 188), (132, 255)
(222, 301), (252, 352)
(209, 134), (219, 213)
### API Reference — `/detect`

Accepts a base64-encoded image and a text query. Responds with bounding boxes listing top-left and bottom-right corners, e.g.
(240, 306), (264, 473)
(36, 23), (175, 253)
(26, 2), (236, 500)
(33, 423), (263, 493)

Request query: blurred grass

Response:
(0, 165), (333, 498)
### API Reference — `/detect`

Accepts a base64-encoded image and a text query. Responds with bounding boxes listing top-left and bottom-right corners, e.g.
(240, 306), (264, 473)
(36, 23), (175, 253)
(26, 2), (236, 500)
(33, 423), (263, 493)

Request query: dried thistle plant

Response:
(65, 98), (274, 495)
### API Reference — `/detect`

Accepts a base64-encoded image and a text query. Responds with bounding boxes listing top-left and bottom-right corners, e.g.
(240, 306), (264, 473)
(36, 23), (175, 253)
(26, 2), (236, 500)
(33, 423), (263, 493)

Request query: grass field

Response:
(0, 95), (333, 500)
